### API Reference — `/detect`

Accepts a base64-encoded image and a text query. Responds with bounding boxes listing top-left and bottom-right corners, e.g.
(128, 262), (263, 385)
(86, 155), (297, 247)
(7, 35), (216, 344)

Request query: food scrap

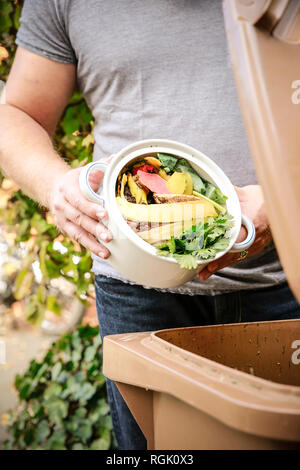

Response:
(116, 153), (233, 269)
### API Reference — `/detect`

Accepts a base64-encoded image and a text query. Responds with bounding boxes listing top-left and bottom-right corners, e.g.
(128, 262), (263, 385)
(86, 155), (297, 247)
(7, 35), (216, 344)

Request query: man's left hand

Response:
(198, 185), (272, 281)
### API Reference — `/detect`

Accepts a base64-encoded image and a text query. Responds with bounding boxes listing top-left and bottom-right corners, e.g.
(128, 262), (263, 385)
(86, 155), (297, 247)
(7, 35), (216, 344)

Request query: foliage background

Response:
(0, 0), (95, 326)
(3, 325), (113, 450)
(0, 3), (115, 450)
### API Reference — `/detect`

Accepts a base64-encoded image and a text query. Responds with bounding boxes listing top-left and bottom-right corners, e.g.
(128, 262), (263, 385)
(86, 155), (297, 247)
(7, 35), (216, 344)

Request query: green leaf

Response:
(25, 297), (45, 327)
(31, 400), (44, 418)
(13, 269), (34, 300)
(0, 1), (13, 34)
(36, 420), (50, 443)
(44, 430), (66, 450)
(77, 383), (97, 403)
(44, 397), (68, 425)
(61, 99), (93, 135)
(19, 379), (32, 400)
(95, 414), (113, 431)
(210, 237), (230, 251)
(89, 402), (111, 425)
(78, 325), (99, 339)
(157, 153), (178, 173)
(72, 443), (85, 450)
(3, 324), (108, 450)
(76, 274), (90, 295)
(39, 241), (48, 278)
(77, 254), (92, 273)
(16, 219), (30, 240)
(44, 259), (62, 278)
(24, 428), (34, 446)
(192, 248), (216, 260)
(173, 254), (198, 270)
(44, 382), (62, 400)
(36, 286), (46, 304)
(66, 416), (93, 442)
(13, 4), (22, 29)
(192, 190), (227, 214)
(95, 398), (110, 416)
(205, 226), (226, 245)
(46, 295), (62, 315)
(90, 435), (110, 450)
(74, 407), (87, 418)
(75, 422), (93, 442)
(204, 182), (228, 205)
(84, 345), (97, 363)
(51, 362), (62, 381)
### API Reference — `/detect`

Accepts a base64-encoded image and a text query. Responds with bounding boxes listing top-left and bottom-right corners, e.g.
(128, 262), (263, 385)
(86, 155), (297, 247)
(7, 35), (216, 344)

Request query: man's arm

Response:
(0, 47), (110, 258)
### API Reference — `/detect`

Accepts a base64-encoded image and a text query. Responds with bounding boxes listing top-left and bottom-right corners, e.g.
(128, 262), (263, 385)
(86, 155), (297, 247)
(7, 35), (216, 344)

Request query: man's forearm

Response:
(0, 104), (69, 208)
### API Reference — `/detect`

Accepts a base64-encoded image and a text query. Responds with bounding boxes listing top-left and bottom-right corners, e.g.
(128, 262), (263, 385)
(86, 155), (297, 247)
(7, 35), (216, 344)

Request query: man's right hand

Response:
(50, 166), (112, 259)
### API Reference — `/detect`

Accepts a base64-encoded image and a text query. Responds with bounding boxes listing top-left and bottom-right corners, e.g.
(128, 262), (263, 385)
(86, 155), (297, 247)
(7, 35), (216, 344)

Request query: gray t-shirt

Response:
(16, 0), (285, 295)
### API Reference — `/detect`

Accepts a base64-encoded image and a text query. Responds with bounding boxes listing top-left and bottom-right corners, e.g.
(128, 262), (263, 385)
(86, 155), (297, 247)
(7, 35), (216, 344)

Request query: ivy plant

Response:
(3, 325), (114, 450)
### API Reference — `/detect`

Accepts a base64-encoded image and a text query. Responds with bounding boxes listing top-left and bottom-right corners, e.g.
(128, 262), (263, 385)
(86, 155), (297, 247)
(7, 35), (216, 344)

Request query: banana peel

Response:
(144, 156), (162, 168)
(120, 174), (127, 198)
(116, 196), (217, 222)
(127, 174), (148, 204)
(138, 220), (199, 244)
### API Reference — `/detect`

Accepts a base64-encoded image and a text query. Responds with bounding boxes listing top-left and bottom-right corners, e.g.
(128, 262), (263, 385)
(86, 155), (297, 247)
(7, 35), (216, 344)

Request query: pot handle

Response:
(79, 161), (108, 205)
(230, 214), (256, 253)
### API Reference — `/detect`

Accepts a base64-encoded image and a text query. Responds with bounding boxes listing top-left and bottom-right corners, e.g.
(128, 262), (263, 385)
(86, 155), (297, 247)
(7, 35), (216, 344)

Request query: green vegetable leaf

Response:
(192, 248), (216, 260)
(173, 254), (198, 270)
(204, 182), (227, 205)
(157, 213), (234, 267)
(157, 153), (178, 173)
(210, 237), (230, 251)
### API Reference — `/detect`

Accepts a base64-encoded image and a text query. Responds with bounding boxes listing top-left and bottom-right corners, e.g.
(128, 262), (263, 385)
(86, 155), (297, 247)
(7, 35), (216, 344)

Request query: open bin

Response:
(103, 319), (300, 449)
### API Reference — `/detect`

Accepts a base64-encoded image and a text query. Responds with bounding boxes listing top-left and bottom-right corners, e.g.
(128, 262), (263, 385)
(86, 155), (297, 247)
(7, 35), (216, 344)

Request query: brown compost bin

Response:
(103, 319), (300, 449)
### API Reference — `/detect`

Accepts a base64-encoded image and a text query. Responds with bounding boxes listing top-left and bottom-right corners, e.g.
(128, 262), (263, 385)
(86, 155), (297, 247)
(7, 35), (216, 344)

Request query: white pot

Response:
(79, 139), (255, 289)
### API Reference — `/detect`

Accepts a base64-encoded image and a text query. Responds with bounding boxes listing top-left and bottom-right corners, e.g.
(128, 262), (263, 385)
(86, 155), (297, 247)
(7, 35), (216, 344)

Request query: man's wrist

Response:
(45, 164), (69, 210)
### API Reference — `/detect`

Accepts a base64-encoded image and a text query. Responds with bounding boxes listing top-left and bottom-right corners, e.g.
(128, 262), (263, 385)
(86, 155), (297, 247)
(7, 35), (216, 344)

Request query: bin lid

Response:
(223, 0), (300, 302)
(104, 319), (300, 442)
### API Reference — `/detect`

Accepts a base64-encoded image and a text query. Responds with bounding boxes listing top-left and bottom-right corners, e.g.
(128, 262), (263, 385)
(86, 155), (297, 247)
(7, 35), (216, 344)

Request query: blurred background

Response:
(0, 1), (113, 450)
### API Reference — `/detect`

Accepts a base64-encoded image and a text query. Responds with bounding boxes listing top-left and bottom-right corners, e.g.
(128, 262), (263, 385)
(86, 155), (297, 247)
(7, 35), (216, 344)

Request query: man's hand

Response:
(198, 185), (272, 280)
(50, 166), (112, 259)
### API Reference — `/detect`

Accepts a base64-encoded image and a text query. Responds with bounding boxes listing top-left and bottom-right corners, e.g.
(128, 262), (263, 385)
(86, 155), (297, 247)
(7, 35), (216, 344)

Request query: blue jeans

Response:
(95, 276), (300, 450)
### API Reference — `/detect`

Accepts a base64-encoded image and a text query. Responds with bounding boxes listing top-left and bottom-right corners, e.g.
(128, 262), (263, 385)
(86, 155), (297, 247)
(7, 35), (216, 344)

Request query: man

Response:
(0, 0), (299, 450)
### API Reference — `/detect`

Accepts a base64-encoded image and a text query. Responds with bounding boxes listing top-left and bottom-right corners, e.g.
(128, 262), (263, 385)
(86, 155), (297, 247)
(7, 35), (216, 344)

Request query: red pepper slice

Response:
(132, 164), (158, 175)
